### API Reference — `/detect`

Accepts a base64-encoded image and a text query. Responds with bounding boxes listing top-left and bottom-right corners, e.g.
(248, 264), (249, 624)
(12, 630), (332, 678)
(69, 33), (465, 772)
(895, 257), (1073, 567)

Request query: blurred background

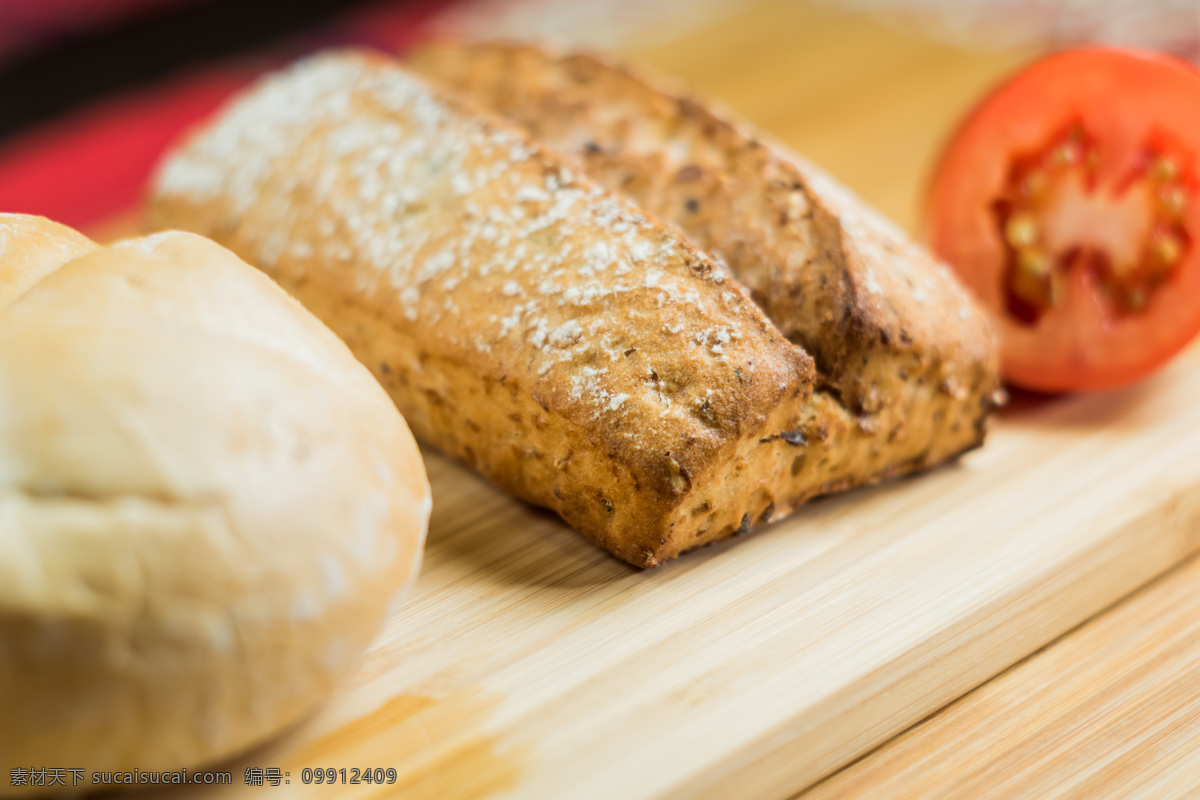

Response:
(1, 0), (1199, 239)
(3, 2), (1200, 796)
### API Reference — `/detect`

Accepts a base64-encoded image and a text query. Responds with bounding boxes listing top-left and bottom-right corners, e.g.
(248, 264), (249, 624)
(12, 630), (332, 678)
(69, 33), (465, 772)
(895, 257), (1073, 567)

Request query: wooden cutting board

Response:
(125, 3), (1200, 798)
(802, 552), (1200, 799)
(145, 352), (1200, 800)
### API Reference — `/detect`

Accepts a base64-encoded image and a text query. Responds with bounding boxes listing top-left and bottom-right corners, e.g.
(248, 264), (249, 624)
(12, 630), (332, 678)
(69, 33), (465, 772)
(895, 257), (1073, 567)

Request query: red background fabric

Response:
(0, 0), (199, 61)
(0, 0), (451, 231)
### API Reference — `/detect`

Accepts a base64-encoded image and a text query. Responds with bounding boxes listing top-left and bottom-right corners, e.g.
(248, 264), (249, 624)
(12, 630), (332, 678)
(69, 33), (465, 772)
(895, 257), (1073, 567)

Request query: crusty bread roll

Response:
(411, 40), (1002, 503)
(0, 215), (429, 788)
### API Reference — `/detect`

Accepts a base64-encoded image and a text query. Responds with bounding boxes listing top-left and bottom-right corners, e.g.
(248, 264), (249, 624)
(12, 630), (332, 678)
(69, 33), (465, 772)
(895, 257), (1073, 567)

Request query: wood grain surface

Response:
(118, 2), (1200, 798)
(802, 553), (1200, 800)
(146, 338), (1200, 800)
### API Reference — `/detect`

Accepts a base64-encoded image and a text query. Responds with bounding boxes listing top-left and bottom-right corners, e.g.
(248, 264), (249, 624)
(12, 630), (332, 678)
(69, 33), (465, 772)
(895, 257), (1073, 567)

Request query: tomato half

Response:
(927, 48), (1200, 392)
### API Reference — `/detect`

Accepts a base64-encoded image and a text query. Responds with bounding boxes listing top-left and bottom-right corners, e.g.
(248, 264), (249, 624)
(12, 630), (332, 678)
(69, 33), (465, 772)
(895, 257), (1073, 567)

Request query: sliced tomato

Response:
(926, 47), (1200, 392)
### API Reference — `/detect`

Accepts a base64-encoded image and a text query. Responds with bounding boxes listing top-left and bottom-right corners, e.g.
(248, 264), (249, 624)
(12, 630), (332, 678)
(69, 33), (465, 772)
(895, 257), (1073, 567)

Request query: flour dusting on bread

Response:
(156, 51), (805, 445)
(151, 47), (999, 566)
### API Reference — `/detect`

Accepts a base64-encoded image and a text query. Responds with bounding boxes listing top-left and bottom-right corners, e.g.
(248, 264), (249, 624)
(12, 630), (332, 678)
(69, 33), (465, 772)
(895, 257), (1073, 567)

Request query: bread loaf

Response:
(149, 50), (830, 567)
(0, 215), (429, 786)
(411, 40), (1003, 501)
(149, 48), (996, 567)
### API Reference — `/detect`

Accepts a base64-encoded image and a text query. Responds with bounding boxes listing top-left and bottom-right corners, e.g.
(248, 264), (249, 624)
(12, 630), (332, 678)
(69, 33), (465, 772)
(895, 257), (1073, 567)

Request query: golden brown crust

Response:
(410, 40), (1002, 484)
(152, 46), (1000, 566)
(149, 50), (816, 566)
(411, 43), (998, 399)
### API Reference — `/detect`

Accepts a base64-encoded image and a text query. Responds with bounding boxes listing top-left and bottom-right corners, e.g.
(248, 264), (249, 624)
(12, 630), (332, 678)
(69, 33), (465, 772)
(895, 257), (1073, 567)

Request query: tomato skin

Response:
(926, 47), (1200, 393)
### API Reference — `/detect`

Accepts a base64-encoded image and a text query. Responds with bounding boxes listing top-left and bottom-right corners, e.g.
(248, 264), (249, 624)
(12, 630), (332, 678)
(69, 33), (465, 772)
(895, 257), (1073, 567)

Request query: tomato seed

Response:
(1005, 212), (1038, 248)
(1152, 230), (1183, 266)
(1152, 157), (1180, 181)
(1162, 185), (1187, 217)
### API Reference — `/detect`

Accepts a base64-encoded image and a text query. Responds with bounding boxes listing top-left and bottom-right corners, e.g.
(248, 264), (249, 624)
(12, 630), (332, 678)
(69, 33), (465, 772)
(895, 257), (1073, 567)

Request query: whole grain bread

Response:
(149, 50), (825, 567)
(411, 41), (1003, 487)
(151, 47), (999, 566)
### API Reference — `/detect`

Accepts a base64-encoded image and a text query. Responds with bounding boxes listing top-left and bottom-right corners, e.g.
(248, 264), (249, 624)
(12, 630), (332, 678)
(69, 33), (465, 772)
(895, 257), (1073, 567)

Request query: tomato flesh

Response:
(927, 48), (1200, 392)
(996, 124), (1189, 323)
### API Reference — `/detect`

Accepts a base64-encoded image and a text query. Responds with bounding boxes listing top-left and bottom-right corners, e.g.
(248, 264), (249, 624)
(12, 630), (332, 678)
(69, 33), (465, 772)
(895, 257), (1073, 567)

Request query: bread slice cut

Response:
(411, 41), (1003, 480)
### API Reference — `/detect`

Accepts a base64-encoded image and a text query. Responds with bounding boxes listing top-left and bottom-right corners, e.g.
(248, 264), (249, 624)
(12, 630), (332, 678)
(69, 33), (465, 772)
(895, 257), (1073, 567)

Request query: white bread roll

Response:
(0, 215), (430, 788)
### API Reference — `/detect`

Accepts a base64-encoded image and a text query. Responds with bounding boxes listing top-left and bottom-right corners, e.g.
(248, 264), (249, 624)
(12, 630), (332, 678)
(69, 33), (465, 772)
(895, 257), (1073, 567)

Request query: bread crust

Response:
(151, 48), (998, 566)
(150, 51), (828, 566)
(410, 41), (1003, 490)
(0, 215), (429, 784)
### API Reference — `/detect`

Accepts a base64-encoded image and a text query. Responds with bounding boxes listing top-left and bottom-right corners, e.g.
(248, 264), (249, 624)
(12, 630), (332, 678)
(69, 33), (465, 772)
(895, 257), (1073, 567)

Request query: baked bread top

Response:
(150, 47), (998, 566)
(410, 41), (1000, 419)
(0, 214), (429, 777)
(151, 49), (816, 507)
